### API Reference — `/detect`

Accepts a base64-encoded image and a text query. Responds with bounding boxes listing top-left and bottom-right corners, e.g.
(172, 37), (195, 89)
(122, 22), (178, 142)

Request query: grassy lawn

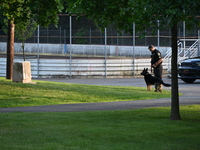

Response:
(0, 77), (199, 149)
(0, 105), (199, 150)
(0, 77), (171, 108)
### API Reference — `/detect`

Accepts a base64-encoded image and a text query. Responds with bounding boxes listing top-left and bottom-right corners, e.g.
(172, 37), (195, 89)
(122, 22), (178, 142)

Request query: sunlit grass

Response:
(0, 77), (171, 108)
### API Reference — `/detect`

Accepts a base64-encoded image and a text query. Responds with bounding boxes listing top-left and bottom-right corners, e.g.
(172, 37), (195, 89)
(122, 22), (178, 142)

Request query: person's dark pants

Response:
(154, 65), (163, 79)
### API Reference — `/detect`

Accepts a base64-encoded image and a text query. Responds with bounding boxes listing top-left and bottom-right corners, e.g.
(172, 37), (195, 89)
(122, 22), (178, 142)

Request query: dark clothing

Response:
(153, 65), (163, 79)
(151, 49), (162, 66)
(151, 49), (163, 79)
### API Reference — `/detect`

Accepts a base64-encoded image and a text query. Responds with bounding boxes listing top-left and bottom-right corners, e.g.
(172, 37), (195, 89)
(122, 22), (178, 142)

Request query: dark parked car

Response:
(178, 57), (200, 83)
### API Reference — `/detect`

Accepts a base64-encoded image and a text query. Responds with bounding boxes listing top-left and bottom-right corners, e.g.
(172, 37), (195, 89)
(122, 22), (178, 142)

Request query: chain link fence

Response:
(0, 16), (199, 57)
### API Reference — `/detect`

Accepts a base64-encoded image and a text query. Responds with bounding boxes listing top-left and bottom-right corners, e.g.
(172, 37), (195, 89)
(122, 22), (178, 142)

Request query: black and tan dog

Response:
(141, 68), (171, 92)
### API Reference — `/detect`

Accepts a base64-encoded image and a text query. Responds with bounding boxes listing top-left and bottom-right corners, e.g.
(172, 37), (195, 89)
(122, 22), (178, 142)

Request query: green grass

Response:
(0, 77), (171, 108)
(0, 105), (199, 150)
(0, 77), (198, 149)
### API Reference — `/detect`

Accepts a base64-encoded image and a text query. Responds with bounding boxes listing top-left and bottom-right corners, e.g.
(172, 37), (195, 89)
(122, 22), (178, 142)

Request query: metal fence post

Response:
(183, 21), (186, 51)
(60, 27), (62, 44)
(198, 30), (200, 56)
(37, 25), (40, 78)
(104, 28), (107, 78)
(157, 20), (160, 49)
(133, 23), (135, 77)
(64, 29), (67, 54)
(69, 16), (72, 78)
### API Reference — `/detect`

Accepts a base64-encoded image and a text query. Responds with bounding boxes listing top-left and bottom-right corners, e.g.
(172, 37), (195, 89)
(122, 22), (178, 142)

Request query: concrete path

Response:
(0, 78), (199, 113)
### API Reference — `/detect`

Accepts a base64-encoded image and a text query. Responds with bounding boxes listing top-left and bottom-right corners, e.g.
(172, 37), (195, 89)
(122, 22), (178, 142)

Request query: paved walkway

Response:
(0, 78), (199, 113)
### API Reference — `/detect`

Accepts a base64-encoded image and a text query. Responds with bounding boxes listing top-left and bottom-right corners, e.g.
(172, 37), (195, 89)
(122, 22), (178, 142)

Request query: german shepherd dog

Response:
(141, 68), (171, 92)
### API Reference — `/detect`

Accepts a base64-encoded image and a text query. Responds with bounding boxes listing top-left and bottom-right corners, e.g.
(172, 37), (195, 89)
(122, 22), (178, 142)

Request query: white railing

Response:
(164, 38), (199, 74)
(164, 42), (183, 73)
(184, 40), (199, 58)
(0, 57), (169, 78)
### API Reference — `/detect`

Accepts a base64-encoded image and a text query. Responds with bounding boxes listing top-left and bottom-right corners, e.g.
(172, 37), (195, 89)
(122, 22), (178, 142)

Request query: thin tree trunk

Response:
(22, 43), (25, 61)
(170, 24), (181, 120)
(6, 19), (15, 79)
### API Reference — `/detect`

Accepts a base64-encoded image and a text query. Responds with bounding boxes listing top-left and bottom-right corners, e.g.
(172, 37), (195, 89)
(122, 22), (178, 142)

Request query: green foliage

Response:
(0, 0), (64, 27)
(15, 18), (37, 61)
(0, 105), (200, 150)
(15, 19), (37, 42)
(74, 27), (88, 44)
(0, 8), (6, 28)
(68, 0), (200, 33)
(28, 0), (64, 27)
(2, 17), (37, 60)
(1, 0), (31, 24)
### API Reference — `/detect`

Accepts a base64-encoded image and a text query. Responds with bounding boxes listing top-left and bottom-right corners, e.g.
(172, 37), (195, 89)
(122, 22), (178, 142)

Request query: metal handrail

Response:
(184, 40), (198, 58)
(164, 38), (199, 74)
(164, 42), (182, 73)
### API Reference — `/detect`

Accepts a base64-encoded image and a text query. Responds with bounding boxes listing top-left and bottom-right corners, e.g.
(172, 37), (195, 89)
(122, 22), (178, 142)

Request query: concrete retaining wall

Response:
(0, 42), (169, 57)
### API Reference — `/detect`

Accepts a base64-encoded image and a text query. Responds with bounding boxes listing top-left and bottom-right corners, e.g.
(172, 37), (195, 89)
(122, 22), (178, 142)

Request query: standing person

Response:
(148, 45), (163, 80)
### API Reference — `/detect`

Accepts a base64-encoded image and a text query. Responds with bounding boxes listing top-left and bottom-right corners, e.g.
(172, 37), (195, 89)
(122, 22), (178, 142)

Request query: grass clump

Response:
(0, 77), (171, 108)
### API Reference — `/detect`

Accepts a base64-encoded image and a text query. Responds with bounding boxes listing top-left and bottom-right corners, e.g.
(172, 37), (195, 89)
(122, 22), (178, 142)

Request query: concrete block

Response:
(13, 61), (32, 83)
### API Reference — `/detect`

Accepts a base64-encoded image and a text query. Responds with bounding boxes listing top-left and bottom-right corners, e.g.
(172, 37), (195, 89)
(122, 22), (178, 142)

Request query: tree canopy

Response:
(0, 0), (63, 26)
(68, 0), (200, 32)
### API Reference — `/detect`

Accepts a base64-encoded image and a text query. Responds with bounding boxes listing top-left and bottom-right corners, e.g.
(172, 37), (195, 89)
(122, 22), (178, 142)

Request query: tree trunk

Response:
(170, 24), (181, 120)
(6, 20), (15, 79)
(22, 43), (26, 61)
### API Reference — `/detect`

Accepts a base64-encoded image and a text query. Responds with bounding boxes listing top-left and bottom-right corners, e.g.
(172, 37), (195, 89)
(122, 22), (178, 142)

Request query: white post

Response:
(198, 30), (200, 56)
(183, 21), (186, 52)
(90, 27), (92, 44)
(157, 20), (160, 49)
(133, 22), (135, 77)
(69, 16), (72, 78)
(104, 28), (107, 78)
(37, 25), (40, 78)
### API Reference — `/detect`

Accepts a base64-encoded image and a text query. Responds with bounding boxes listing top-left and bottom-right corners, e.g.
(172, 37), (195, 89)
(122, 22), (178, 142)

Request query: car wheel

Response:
(181, 78), (196, 83)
